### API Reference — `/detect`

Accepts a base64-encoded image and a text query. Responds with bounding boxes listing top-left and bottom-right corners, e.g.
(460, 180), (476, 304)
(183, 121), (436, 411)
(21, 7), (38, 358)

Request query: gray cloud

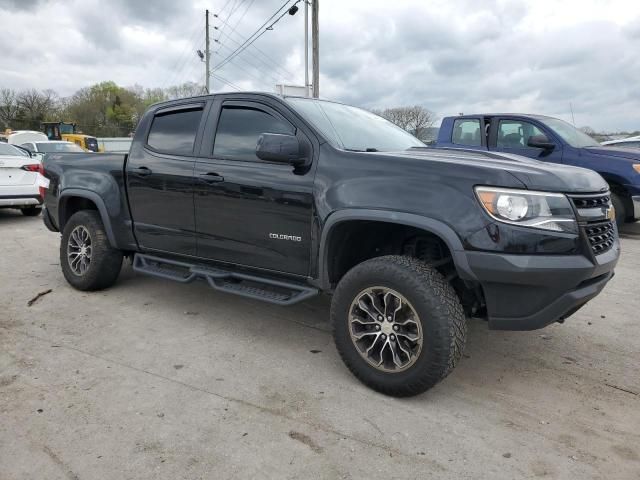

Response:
(0, 0), (639, 131)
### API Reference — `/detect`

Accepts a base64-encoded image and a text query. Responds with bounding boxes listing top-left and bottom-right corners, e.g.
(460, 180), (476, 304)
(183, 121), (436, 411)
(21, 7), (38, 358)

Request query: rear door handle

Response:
(131, 166), (152, 176)
(199, 172), (224, 183)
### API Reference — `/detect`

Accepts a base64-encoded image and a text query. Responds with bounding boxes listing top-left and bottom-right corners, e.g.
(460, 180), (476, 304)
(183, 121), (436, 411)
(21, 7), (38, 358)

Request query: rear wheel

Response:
(331, 255), (466, 397)
(21, 206), (42, 216)
(60, 210), (123, 291)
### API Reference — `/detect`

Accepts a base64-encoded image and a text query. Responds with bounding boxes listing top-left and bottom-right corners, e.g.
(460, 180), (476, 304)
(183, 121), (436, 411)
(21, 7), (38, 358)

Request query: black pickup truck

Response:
(42, 93), (619, 397)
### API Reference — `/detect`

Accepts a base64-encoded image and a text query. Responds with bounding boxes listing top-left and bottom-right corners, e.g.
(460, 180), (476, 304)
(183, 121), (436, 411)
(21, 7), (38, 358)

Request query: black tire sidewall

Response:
(60, 210), (123, 291)
(331, 256), (465, 396)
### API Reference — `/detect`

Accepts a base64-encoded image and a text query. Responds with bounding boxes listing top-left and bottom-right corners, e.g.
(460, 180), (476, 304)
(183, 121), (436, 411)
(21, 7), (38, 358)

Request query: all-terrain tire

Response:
(331, 255), (466, 397)
(21, 206), (42, 216)
(60, 210), (123, 291)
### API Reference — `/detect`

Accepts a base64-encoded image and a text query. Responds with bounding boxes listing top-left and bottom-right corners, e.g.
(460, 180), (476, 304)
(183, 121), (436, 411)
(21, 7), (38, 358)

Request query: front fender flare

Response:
(317, 209), (477, 289)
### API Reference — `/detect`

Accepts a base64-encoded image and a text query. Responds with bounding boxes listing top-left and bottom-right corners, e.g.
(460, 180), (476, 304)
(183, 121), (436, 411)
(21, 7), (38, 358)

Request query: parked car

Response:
(601, 135), (640, 149)
(7, 130), (48, 146)
(20, 140), (85, 155)
(0, 142), (47, 216)
(435, 114), (640, 225)
(42, 94), (619, 397)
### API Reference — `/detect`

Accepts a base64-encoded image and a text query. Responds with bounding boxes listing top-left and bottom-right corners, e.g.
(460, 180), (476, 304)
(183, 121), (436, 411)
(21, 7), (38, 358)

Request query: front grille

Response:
(568, 193), (616, 256)
(585, 220), (615, 255)
(572, 195), (610, 208)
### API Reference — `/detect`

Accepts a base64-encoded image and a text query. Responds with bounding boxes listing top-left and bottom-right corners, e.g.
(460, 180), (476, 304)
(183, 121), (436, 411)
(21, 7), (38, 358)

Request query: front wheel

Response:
(331, 255), (466, 397)
(60, 210), (123, 291)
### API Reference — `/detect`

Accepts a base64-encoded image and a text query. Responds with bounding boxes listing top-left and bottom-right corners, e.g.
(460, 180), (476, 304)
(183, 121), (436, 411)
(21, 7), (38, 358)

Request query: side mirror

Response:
(256, 133), (302, 164)
(527, 134), (555, 150)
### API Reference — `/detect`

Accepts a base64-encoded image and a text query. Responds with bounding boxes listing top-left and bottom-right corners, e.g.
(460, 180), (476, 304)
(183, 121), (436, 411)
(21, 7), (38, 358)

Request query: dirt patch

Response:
(288, 430), (323, 454)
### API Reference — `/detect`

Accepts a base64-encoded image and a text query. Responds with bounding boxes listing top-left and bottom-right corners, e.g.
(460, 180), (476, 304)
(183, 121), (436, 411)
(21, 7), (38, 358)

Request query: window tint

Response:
(452, 119), (482, 146)
(497, 120), (545, 149)
(147, 108), (203, 155)
(213, 106), (294, 160)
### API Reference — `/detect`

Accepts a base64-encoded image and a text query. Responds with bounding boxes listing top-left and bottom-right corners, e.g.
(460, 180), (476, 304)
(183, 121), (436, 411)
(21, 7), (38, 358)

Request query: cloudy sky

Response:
(1, 0), (639, 131)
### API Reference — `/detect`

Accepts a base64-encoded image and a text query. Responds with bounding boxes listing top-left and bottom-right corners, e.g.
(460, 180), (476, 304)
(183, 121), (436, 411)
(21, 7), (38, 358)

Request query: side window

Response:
(21, 143), (34, 151)
(147, 107), (203, 155)
(497, 120), (544, 149)
(213, 106), (295, 161)
(452, 119), (482, 146)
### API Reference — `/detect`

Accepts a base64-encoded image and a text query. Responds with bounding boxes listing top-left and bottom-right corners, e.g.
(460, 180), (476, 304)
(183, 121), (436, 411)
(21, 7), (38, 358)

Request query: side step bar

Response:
(132, 253), (318, 306)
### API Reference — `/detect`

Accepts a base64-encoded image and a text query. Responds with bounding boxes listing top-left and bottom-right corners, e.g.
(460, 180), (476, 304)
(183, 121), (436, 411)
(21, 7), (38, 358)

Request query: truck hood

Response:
(583, 146), (640, 161)
(388, 147), (609, 194)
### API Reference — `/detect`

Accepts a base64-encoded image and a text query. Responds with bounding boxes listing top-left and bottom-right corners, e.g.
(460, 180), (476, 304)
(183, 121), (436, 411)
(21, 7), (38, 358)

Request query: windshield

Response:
(539, 117), (600, 148)
(36, 142), (84, 153)
(0, 142), (28, 156)
(286, 98), (425, 152)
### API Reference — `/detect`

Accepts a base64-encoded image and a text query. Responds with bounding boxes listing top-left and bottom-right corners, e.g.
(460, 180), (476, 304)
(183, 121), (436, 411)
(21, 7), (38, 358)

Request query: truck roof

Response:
(448, 113), (557, 121)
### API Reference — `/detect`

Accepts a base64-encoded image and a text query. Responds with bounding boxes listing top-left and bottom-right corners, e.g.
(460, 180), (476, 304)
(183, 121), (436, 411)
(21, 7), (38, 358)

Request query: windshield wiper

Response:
(344, 148), (379, 152)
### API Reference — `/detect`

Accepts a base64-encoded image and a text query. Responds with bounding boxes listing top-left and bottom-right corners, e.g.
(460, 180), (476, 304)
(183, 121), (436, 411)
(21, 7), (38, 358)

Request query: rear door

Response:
(126, 102), (206, 256)
(449, 117), (486, 150)
(488, 117), (563, 162)
(193, 97), (315, 276)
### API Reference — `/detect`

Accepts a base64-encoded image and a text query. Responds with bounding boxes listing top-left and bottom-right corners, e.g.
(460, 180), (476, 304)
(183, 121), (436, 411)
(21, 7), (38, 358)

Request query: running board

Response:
(132, 253), (318, 306)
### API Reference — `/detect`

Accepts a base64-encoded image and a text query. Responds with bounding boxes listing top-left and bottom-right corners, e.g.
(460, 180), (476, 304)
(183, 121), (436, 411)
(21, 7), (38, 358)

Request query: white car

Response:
(0, 142), (48, 216)
(601, 135), (640, 149)
(19, 140), (85, 154)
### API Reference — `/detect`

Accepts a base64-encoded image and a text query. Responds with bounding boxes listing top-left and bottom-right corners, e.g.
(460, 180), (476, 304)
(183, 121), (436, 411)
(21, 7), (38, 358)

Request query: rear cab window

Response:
(452, 119), (482, 146)
(147, 105), (204, 155)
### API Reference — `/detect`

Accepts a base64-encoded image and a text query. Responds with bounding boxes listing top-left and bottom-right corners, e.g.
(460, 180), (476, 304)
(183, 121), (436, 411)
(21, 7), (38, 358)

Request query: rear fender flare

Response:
(59, 189), (117, 247)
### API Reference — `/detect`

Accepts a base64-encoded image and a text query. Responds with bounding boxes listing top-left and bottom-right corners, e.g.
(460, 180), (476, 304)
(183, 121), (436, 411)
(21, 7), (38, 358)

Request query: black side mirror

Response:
(527, 134), (555, 150)
(256, 133), (302, 164)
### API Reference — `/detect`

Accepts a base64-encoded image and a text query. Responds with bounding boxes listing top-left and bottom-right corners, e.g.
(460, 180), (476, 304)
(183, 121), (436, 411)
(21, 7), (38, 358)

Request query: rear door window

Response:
(147, 107), (203, 155)
(452, 119), (482, 146)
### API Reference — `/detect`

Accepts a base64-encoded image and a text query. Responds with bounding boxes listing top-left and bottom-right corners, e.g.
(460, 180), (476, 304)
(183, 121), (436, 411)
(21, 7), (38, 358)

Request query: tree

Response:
(0, 88), (20, 129)
(372, 105), (436, 138)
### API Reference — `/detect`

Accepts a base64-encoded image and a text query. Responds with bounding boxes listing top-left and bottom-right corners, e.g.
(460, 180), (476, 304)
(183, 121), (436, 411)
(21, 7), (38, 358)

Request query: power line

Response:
(212, 22), (296, 80)
(215, 0), (296, 69)
(213, 41), (282, 86)
(163, 22), (203, 88)
(211, 73), (242, 91)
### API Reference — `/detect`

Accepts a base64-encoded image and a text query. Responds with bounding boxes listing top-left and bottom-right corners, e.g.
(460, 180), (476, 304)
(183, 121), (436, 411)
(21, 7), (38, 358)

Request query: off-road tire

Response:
(331, 255), (466, 397)
(60, 210), (123, 291)
(21, 206), (42, 216)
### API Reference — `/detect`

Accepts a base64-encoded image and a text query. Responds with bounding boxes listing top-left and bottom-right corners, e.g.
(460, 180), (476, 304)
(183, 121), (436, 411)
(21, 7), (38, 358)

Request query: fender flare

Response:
(59, 189), (117, 247)
(317, 209), (477, 289)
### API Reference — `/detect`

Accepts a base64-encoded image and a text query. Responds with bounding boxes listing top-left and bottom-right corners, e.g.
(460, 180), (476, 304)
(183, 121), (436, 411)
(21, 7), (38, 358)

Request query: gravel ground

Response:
(1, 210), (639, 479)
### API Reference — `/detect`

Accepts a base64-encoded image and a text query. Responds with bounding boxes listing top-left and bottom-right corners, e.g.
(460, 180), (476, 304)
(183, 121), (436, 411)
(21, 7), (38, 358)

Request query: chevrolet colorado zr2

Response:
(41, 93), (619, 397)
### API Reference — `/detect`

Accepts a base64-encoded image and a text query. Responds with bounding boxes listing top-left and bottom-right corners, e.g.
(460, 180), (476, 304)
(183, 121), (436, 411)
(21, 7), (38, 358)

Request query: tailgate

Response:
(0, 157), (38, 186)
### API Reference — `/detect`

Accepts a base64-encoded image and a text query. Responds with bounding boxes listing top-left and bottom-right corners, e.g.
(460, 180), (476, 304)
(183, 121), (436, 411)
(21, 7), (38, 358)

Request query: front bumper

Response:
(462, 245), (619, 330)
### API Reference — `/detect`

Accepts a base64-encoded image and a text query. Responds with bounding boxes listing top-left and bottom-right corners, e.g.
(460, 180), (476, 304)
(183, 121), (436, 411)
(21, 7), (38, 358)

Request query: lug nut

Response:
(393, 325), (399, 331)
(390, 334), (395, 340)
(376, 325), (381, 331)
(381, 334), (386, 339)
(387, 316), (393, 322)
(378, 315), (383, 321)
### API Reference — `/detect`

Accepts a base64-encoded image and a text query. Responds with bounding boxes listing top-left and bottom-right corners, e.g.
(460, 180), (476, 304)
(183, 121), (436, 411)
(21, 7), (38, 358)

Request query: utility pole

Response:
(311, 0), (319, 98)
(304, 0), (309, 96)
(205, 9), (211, 93)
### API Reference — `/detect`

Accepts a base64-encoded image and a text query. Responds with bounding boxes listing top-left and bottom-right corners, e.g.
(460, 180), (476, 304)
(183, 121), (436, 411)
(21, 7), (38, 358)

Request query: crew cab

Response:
(42, 93), (619, 397)
(435, 114), (640, 225)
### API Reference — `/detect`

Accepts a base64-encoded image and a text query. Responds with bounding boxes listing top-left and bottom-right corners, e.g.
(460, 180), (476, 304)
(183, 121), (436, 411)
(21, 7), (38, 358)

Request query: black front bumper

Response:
(461, 245), (619, 330)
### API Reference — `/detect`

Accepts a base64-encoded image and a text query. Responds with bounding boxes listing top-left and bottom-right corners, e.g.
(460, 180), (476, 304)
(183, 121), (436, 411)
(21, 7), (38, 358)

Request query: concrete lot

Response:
(1, 210), (639, 480)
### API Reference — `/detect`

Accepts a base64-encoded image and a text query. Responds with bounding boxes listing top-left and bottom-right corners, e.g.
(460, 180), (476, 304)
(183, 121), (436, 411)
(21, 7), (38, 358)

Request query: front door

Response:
(193, 99), (315, 276)
(489, 117), (563, 162)
(126, 102), (205, 256)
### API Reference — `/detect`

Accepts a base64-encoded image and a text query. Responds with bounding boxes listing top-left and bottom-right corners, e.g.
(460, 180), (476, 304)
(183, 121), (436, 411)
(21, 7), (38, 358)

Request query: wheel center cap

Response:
(79, 245), (87, 255)
(381, 322), (394, 335)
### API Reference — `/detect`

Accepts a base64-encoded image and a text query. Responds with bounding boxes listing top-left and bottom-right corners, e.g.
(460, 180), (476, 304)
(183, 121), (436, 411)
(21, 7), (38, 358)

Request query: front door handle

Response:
(131, 166), (152, 176)
(199, 172), (225, 184)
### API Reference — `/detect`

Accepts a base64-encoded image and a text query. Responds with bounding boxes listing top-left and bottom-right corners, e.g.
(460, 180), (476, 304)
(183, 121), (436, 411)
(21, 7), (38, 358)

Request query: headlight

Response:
(475, 186), (577, 233)
(633, 164), (640, 174)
